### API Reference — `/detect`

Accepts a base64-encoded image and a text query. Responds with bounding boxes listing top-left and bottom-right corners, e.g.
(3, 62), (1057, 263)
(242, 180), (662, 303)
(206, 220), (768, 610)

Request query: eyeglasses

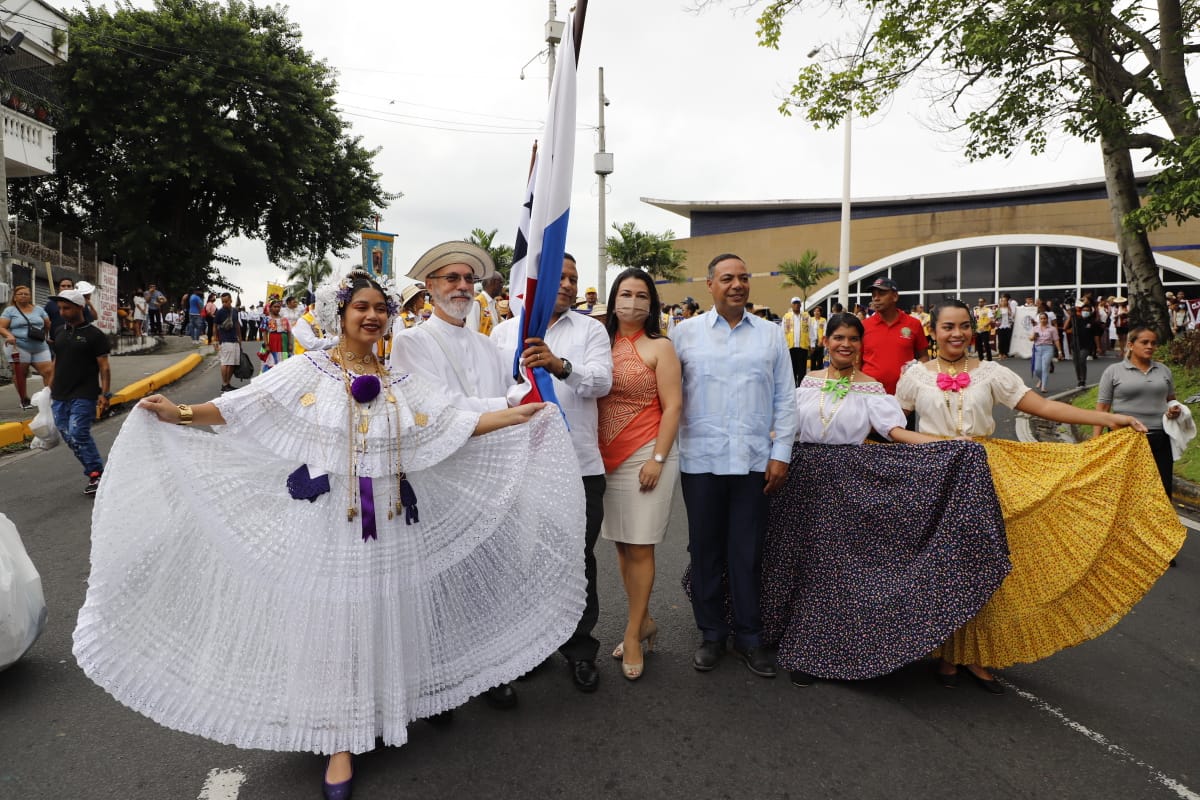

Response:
(427, 273), (478, 286)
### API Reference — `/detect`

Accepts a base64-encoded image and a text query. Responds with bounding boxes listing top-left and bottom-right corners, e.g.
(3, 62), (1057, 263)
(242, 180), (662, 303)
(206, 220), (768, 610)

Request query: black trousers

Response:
(680, 471), (767, 650)
(1072, 344), (1092, 384)
(560, 473), (605, 662)
(789, 347), (808, 386)
(1147, 430), (1173, 498)
(809, 346), (825, 371)
(997, 327), (1013, 357)
(147, 309), (162, 334)
(977, 331), (992, 361)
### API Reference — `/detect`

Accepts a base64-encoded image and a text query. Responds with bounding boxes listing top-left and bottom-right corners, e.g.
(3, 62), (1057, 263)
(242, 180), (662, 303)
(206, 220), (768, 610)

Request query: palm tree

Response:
(605, 221), (688, 282)
(466, 228), (515, 280)
(285, 256), (334, 301)
(778, 250), (835, 305)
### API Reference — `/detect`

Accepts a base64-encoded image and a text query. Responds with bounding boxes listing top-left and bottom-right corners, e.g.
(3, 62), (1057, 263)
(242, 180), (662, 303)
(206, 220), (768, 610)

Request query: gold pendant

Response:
(414, 412), (429, 427)
(347, 507), (357, 521)
(359, 420), (370, 434)
(300, 392), (316, 407)
(386, 393), (396, 403)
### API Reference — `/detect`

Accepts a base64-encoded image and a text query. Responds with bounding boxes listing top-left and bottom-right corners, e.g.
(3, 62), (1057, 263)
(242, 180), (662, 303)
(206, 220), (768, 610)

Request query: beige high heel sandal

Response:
(612, 618), (659, 659)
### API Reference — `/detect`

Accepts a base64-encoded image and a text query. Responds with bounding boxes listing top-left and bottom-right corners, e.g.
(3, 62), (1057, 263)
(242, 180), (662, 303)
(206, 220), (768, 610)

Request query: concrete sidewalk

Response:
(0, 335), (215, 442)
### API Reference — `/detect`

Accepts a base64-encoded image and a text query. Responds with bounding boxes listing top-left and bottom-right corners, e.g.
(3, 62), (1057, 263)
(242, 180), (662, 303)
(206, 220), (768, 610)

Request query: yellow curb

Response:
(0, 420), (33, 447)
(110, 353), (204, 405)
(0, 352), (205, 447)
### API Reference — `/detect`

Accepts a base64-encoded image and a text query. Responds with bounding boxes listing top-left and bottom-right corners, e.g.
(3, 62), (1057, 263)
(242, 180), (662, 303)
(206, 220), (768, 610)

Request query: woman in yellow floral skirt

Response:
(896, 300), (1185, 693)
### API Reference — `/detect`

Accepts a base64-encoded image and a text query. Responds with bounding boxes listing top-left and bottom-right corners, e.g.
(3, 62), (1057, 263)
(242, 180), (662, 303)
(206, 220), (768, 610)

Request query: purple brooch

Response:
(351, 374), (381, 404)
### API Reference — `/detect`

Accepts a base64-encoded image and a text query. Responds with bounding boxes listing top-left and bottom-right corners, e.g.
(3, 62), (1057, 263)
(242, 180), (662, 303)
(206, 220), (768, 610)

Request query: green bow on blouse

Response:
(822, 376), (850, 399)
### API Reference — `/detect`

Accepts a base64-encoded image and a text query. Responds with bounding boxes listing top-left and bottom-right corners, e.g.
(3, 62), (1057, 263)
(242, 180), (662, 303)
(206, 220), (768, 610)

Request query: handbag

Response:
(15, 308), (45, 342)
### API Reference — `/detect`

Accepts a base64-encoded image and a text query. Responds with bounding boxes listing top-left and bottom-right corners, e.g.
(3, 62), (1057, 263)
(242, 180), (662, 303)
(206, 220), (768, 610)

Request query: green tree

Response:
(466, 228), (515, 280)
(605, 221), (688, 282)
(8, 0), (391, 296)
(708, 0), (1199, 342)
(285, 256), (334, 300)
(778, 250), (835, 305)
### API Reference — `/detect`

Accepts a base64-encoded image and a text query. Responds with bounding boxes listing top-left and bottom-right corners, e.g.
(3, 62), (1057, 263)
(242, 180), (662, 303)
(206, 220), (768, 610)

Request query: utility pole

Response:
(545, 1), (558, 98)
(595, 67), (613, 301)
(837, 112), (851, 311)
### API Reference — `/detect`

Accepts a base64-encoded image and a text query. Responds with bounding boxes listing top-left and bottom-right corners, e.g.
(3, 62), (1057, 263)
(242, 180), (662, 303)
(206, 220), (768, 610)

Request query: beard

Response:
(435, 292), (473, 321)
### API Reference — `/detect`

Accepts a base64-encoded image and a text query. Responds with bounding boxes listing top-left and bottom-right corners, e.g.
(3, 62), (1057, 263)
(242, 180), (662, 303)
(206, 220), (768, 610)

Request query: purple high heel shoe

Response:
(323, 756), (353, 800)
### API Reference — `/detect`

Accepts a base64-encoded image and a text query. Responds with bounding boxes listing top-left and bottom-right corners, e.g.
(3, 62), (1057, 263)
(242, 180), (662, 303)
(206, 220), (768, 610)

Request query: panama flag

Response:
(509, 1), (588, 405)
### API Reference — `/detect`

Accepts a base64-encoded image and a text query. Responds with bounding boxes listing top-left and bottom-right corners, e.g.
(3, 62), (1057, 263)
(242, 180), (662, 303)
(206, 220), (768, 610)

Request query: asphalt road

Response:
(0, 346), (1196, 800)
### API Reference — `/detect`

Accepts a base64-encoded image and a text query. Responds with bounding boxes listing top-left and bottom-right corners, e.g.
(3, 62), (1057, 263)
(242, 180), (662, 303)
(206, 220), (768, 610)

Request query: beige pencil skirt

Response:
(600, 441), (679, 545)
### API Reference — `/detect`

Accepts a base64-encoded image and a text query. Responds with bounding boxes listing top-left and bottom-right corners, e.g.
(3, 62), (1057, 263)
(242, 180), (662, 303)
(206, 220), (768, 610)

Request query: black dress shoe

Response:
(692, 639), (724, 672)
(733, 645), (777, 678)
(789, 669), (815, 687)
(483, 682), (518, 709)
(570, 659), (599, 693)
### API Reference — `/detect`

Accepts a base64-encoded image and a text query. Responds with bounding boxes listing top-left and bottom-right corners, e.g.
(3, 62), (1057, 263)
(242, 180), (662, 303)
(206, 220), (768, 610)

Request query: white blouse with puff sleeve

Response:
(895, 361), (1030, 437)
(795, 375), (907, 444)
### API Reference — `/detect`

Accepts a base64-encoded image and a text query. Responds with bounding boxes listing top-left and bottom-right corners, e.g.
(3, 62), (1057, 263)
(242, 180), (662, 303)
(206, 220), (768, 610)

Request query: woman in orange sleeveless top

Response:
(598, 269), (682, 681)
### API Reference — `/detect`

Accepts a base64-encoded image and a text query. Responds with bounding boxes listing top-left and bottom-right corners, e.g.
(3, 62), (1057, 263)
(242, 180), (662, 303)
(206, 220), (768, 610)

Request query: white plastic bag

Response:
(0, 512), (47, 670)
(28, 387), (59, 449)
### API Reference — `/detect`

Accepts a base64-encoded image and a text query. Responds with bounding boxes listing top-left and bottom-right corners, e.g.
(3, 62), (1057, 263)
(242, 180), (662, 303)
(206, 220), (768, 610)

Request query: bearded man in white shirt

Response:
(391, 242), (513, 414)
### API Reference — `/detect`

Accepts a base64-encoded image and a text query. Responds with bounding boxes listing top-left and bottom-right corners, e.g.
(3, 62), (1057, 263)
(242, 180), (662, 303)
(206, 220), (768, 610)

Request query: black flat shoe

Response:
(789, 669), (815, 687)
(570, 659), (599, 693)
(483, 682), (518, 709)
(692, 640), (724, 672)
(934, 665), (959, 688)
(966, 669), (1005, 694)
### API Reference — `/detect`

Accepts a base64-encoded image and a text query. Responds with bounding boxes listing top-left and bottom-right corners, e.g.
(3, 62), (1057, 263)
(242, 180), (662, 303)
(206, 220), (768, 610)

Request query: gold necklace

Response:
(817, 366), (855, 437)
(935, 359), (968, 436)
(333, 344), (404, 527)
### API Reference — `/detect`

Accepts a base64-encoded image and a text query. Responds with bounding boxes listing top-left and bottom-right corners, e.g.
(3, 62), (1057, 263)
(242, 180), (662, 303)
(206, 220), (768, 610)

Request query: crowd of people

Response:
(39, 246), (1187, 799)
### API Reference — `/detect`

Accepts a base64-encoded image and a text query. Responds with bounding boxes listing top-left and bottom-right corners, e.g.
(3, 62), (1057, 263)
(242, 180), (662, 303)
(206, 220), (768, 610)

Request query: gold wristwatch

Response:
(177, 404), (194, 425)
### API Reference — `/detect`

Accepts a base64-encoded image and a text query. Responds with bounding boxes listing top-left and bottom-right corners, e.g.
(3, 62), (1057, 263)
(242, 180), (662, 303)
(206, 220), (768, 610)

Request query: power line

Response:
(336, 103), (543, 132)
(336, 90), (547, 126)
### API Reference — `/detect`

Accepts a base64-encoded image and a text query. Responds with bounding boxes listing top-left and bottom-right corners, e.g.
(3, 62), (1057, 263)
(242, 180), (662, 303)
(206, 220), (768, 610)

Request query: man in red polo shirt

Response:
(862, 277), (929, 394)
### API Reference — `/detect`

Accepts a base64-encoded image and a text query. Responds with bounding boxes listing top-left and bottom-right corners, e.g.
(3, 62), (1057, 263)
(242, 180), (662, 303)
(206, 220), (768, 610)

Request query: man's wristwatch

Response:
(555, 358), (573, 381)
(102, 392), (112, 400)
(177, 404), (194, 425)
(652, 453), (666, 464)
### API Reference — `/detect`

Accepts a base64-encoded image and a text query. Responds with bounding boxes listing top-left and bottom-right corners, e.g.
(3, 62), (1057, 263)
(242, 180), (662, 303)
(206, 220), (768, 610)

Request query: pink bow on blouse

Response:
(936, 372), (972, 392)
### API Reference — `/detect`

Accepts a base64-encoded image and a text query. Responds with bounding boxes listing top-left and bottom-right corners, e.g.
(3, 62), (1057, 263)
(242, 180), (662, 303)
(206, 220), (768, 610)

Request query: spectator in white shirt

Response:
(492, 253), (613, 693)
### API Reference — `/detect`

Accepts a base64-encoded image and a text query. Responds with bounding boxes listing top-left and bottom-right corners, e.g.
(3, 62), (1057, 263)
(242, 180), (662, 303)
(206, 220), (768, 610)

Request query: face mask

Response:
(614, 297), (651, 323)
(1081, 311), (1092, 318)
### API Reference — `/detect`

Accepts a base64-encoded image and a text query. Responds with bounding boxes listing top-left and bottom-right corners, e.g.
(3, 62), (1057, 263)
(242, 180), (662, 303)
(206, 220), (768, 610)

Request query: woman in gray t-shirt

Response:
(1094, 326), (1178, 499)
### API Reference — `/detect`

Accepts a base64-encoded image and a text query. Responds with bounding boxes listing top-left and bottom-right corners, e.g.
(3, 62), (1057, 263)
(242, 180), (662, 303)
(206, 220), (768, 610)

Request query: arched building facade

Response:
(643, 178), (1200, 316)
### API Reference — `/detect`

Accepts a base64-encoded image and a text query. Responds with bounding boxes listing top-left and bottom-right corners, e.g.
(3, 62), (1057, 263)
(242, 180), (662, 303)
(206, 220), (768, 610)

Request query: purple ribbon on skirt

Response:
(359, 476), (377, 541)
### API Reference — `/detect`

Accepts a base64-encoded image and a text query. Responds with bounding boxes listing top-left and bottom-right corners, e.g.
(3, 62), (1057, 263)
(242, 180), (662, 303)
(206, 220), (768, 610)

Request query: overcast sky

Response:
(54, 0), (1112, 302)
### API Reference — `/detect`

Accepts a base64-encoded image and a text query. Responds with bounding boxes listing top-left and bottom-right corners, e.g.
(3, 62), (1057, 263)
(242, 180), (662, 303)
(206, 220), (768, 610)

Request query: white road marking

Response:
(1177, 513), (1200, 532)
(1003, 681), (1199, 800)
(197, 767), (246, 800)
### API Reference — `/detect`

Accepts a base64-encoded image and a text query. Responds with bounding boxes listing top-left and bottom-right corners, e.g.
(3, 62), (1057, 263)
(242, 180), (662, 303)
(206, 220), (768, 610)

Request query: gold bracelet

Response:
(177, 404), (194, 425)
